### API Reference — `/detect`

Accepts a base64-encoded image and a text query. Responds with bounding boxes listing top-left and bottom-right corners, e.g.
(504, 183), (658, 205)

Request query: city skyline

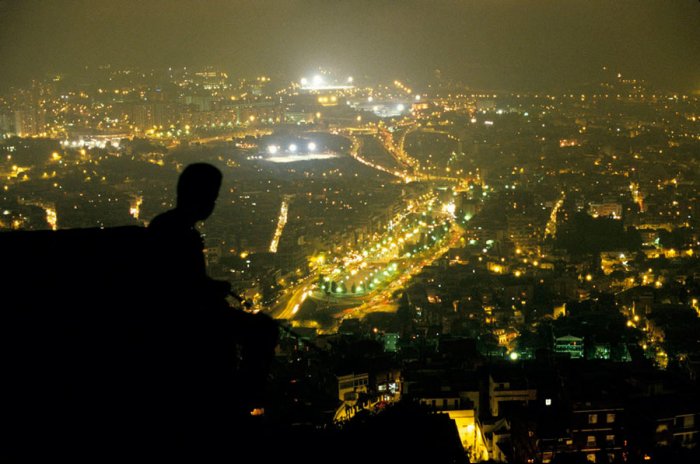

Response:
(0, 0), (699, 91)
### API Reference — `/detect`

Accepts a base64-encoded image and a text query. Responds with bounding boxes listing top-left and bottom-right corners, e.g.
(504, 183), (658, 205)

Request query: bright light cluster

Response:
(267, 141), (318, 155)
(300, 74), (354, 90)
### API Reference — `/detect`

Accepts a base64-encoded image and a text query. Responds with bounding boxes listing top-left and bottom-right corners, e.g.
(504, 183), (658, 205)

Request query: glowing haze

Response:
(0, 0), (698, 90)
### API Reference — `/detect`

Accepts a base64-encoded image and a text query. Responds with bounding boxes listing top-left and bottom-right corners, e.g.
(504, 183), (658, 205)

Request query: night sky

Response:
(0, 0), (698, 90)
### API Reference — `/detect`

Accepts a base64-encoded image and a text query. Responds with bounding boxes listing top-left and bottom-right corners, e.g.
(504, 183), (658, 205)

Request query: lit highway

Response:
(345, 133), (414, 182)
(269, 187), (464, 332)
(378, 125), (464, 183)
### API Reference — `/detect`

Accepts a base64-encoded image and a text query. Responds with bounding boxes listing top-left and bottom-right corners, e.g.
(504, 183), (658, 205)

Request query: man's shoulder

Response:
(148, 210), (181, 231)
(148, 210), (202, 245)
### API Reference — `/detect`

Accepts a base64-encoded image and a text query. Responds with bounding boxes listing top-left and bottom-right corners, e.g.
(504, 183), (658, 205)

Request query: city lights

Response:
(2, 7), (699, 459)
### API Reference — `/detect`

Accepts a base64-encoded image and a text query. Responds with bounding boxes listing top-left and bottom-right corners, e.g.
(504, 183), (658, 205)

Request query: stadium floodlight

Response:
(312, 75), (324, 86)
(307, 142), (317, 151)
(300, 78), (308, 86)
(289, 143), (298, 153)
(267, 145), (279, 154)
(397, 104), (405, 112)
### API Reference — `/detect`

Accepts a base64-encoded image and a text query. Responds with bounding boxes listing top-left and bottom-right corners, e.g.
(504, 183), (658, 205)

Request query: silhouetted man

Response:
(147, 163), (278, 451)
(148, 162), (230, 301)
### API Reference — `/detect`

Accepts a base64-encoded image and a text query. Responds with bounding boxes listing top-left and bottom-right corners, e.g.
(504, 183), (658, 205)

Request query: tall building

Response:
(14, 109), (44, 136)
(130, 103), (155, 131)
(0, 113), (15, 134)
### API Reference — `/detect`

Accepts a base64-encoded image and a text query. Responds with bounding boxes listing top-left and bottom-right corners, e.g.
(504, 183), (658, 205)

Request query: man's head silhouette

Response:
(176, 163), (223, 223)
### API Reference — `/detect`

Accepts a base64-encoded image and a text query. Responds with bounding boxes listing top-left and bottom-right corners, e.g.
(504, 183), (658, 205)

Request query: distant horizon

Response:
(0, 63), (697, 95)
(1, 1), (698, 93)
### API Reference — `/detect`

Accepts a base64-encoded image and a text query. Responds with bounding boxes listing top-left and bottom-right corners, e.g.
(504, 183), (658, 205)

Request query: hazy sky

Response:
(0, 0), (698, 90)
